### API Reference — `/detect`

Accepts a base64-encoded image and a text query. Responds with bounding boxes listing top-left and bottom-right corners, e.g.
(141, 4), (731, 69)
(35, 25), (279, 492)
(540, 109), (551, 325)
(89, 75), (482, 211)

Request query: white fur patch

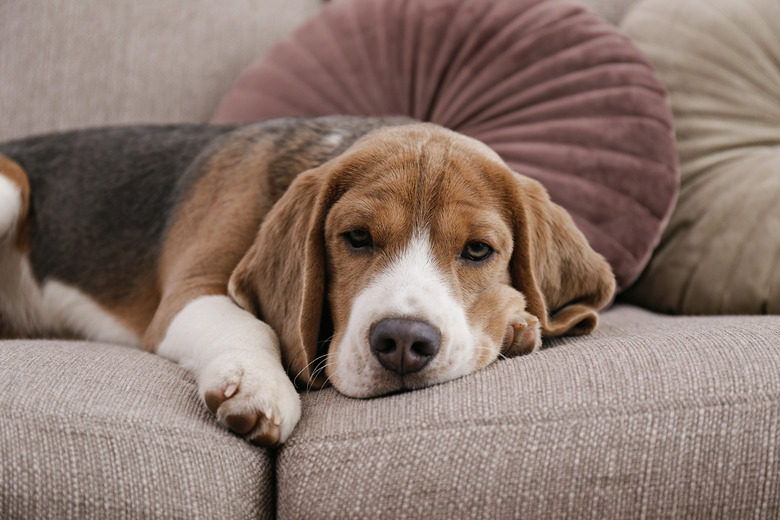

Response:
(322, 130), (347, 148)
(332, 229), (476, 397)
(157, 295), (300, 443)
(40, 280), (140, 345)
(0, 246), (139, 345)
(0, 249), (44, 334)
(156, 295), (282, 373)
(0, 175), (21, 241)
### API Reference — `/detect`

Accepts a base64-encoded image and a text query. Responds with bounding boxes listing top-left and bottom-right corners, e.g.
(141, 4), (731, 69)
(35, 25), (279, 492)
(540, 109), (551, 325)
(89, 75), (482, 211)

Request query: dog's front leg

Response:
(155, 294), (301, 446)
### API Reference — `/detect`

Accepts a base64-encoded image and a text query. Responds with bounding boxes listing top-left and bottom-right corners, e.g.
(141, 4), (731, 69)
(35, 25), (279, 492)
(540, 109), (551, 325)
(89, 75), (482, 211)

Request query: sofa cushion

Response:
(211, 0), (679, 291)
(0, 0), (321, 142)
(276, 305), (780, 518)
(621, 0), (780, 313)
(0, 340), (274, 519)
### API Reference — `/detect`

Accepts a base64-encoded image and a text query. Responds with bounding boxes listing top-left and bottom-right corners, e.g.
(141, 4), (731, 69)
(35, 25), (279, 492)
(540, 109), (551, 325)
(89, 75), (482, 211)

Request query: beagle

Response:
(0, 116), (615, 445)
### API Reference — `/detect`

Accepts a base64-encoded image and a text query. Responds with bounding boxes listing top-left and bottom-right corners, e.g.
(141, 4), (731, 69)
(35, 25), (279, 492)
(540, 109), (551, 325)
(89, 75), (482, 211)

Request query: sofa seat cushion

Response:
(276, 305), (780, 518)
(0, 340), (274, 520)
(211, 0), (679, 291)
(621, 0), (780, 313)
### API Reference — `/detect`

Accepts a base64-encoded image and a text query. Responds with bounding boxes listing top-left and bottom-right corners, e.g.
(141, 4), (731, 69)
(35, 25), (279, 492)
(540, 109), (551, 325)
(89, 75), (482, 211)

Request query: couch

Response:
(1, 0), (778, 518)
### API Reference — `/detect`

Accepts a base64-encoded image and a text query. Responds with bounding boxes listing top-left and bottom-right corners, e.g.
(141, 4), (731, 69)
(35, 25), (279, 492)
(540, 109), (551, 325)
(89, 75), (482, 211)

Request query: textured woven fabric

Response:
(0, 0), (321, 142)
(0, 341), (274, 519)
(277, 305), (780, 518)
(210, 0), (679, 291)
(621, 0), (780, 314)
(582, 0), (641, 23)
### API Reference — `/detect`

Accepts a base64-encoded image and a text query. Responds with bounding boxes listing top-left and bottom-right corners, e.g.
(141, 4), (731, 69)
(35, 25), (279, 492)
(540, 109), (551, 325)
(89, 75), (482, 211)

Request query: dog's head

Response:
(229, 124), (615, 397)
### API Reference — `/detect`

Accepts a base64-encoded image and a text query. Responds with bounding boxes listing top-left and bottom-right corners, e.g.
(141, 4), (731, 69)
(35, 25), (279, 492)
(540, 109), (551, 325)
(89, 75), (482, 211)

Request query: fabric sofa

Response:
(1, 0), (778, 518)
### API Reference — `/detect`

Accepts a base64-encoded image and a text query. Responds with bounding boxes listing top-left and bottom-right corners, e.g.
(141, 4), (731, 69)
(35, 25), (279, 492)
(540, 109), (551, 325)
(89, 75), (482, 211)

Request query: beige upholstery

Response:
(2, 307), (778, 518)
(0, 341), (274, 519)
(278, 305), (780, 518)
(582, 0), (641, 23)
(0, 0), (321, 141)
(1, 0), (778, 517)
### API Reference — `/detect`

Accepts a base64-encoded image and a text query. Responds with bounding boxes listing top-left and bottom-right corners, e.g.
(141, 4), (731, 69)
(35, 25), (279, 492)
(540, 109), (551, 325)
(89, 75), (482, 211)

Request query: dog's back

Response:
(2, 125), (236, 306)
(0, 116), (411, 340)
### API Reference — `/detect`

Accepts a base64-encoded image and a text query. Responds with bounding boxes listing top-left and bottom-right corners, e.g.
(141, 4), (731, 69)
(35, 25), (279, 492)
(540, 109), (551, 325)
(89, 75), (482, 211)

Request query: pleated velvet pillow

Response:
(622, 0), (780, 313)
(212, 0), (679, 291)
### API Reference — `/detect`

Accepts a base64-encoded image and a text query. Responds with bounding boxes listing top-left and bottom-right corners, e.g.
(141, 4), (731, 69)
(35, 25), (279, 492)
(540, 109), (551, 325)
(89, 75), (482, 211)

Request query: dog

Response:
(0, 116), (615, 445)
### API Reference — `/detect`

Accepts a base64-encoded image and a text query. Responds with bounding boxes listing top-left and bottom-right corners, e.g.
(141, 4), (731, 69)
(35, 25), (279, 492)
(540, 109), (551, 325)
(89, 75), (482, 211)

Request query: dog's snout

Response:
(369, 318), (440, 376)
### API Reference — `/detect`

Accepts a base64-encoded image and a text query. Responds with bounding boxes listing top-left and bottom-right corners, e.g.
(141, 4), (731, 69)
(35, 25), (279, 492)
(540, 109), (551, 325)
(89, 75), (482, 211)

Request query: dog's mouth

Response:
(321, 313), (499, 398)
(365, 377), (446, 399)
(334, 363), (483, 399)
(331, 374), (435, 399)
(327, 342), (485, 399)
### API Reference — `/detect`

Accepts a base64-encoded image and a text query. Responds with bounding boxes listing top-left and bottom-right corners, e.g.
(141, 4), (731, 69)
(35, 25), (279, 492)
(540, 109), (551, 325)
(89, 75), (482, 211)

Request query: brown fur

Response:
(144, 136), (280, 350)
(508, 174), (616, 336)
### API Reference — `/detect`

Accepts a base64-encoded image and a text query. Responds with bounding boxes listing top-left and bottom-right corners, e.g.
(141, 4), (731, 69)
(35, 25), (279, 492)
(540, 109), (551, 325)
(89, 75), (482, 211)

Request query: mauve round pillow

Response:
(212, 0), (679, 290)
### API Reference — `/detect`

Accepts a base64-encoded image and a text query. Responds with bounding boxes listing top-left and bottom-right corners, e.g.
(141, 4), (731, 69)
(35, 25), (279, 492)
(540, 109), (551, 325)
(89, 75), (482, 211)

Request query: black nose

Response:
(369, 318), (441, 376)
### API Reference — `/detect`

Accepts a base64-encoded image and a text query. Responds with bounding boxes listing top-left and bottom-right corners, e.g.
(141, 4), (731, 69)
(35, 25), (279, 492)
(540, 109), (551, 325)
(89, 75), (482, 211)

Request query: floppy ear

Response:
(508, 174), (616, 337)
(228, 163), (337, 389)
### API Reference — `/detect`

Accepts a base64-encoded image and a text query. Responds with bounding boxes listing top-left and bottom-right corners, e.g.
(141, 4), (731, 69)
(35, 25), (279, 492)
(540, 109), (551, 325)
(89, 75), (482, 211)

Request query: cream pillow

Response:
(621, 0), (780, 314)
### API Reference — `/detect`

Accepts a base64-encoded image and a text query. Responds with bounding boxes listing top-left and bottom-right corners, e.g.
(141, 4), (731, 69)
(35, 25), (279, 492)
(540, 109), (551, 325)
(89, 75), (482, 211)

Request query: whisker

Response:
(309, 364), (336, 390)
(306, 361), (338, 392)
(293, 352), (330, 387)
(318, 374), (335, 389)
(318, 333), (336, 347)
(286, 330), (337, 387)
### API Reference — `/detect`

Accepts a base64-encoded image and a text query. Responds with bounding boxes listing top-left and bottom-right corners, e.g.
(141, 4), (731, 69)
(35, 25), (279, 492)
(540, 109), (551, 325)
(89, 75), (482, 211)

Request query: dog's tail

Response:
(0, 154), (30, 249)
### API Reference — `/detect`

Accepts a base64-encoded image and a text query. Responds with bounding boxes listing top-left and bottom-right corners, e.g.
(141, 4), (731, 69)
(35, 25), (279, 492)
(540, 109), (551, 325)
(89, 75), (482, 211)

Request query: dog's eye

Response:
(461, 241), (493, 262)
(343, 229), (373, 250)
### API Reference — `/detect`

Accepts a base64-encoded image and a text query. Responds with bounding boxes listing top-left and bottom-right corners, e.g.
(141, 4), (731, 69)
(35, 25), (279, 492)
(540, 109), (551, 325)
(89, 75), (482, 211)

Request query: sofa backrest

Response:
(0, 0), (321, 141)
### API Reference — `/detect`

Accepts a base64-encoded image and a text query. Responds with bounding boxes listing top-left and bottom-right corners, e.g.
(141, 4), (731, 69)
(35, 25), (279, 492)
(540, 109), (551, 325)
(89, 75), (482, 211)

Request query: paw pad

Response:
(204, 385), (282, 446)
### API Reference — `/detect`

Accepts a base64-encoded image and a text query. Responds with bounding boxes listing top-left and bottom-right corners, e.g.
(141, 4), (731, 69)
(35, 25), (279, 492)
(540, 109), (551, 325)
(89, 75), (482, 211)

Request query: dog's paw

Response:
(200, 354), (301, 446)
(504, 313), (541, 355)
